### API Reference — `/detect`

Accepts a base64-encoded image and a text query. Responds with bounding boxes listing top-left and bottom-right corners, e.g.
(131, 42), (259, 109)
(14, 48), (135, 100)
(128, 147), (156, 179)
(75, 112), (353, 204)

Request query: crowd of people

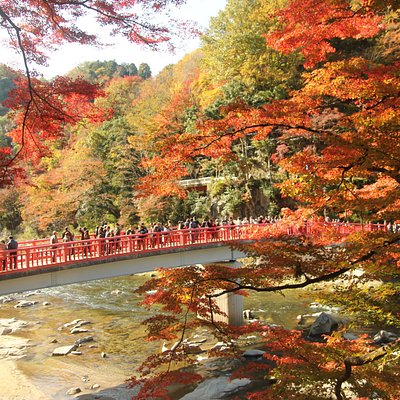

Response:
(42, 215), (274, 263)
(0, 236), (19, 270)
(0, 214), (279, 270)
(48, 215), (281, 245)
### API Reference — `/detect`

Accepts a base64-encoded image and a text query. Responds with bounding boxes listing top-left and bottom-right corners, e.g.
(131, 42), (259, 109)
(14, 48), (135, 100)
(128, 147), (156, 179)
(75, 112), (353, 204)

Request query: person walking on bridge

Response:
(0, 240), (6, 271)
(7, 236), (18, 270)
(50, 231), (58, 263)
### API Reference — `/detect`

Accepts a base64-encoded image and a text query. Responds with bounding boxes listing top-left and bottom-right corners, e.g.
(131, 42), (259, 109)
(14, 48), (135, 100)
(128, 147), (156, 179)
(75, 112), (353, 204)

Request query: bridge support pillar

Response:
(214, 261), (243, 326)
(214, 291), (244, 326)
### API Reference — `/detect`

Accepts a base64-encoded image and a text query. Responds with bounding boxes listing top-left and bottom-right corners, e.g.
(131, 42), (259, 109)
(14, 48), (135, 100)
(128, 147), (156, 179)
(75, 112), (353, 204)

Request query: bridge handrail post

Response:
(24, 249), (30, 269)
(62, 243), (67, 263)
(127, 235), (133, 253)
(97, 239), (103, 257)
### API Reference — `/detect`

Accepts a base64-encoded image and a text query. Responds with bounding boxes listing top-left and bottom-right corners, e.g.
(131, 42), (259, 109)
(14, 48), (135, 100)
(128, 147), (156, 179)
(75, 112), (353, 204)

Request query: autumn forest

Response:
(0, 0), (400, 399)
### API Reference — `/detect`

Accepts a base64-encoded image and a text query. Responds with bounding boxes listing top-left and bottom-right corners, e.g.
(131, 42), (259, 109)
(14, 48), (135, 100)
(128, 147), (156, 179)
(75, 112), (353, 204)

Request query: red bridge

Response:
(0, 222), (387, 296)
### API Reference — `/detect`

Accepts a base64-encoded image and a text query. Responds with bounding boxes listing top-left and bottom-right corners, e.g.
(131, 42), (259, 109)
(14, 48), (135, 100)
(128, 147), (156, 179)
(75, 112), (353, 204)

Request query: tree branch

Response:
(335, 340), (400, 400)
(208, 234), (400, 298)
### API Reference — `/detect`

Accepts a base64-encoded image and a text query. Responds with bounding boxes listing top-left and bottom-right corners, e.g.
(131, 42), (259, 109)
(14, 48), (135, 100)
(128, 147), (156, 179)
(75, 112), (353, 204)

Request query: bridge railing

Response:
(0, 225), (245, 275)
(0, 222), (388, 276)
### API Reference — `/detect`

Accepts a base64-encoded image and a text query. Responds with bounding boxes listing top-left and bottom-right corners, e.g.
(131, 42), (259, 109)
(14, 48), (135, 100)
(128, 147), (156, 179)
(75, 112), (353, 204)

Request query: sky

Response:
(1, 0), (227, 79)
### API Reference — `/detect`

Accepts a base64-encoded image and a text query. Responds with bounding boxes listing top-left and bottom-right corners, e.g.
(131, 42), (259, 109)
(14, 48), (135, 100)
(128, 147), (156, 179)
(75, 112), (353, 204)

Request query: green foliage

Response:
(0, 64), (17, 116)
(67, 60), (140, 84)
(201, 0), (302, 104)
(0, 188), (22, 233)
(138, 63), (152, 80)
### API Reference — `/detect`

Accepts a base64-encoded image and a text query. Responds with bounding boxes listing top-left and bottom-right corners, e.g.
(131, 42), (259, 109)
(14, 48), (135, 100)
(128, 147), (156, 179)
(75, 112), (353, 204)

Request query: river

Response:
(0, 273), (327, 399)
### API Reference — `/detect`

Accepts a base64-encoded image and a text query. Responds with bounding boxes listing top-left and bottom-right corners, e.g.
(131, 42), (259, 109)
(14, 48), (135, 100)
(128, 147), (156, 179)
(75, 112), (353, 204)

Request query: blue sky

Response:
(1, 0), (227, 78)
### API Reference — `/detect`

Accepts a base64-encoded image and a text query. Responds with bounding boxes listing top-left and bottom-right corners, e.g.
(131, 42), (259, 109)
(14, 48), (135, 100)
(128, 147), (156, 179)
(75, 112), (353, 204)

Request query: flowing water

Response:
(0, 273), (327, 399)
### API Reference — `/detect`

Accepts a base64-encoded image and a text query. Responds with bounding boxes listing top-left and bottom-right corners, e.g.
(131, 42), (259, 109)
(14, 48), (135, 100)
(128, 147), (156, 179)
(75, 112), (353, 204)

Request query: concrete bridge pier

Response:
(214, 261), (244, 326)
(214, 291), (244, 326)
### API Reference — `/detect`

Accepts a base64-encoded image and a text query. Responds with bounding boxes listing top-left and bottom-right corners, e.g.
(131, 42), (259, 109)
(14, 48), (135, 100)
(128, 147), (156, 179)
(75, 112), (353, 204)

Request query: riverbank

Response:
(0, 359), (49, 400)
(0, 325), (138, 400)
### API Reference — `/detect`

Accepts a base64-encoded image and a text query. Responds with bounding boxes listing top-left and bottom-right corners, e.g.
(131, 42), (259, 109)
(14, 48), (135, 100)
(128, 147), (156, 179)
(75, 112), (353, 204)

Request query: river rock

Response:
(211, 342), (231, 352)
(343, 332), (358, 341)
(66, 387), (81, 395)
(75, 336), (94, 345)
(0, 335), (32, 359)
(74, 320), (91, 328)
(243, 349), (265, 358)
(183, 343), (204, 354)
(70, 328), (89, 334)
(42, 302), (51, 306)
(180, 376), (251, 399)
(0, 327), (12, 335)
(60, 319), (87, 330)
(0, 318), (29, 333)
(70, 351), (82, 355)
(0, 296), (15, 303)
(14, 300), (38, 308)
(374, 330), (399, 344)
(308, 312), (339, 337)
(111, 289), (123, 295)
(52, 344), (77, 356)
(91, 383), (100, 389)
(75, 384), (139, 399)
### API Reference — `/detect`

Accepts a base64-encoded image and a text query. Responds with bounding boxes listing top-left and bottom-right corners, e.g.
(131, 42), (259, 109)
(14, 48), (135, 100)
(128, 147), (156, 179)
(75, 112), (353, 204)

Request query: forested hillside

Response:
(0, 0), (303, 236)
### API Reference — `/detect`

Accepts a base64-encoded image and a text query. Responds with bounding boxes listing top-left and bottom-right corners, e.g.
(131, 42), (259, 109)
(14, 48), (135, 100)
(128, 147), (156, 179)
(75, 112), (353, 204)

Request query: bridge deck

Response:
(0, 222), (387, 286)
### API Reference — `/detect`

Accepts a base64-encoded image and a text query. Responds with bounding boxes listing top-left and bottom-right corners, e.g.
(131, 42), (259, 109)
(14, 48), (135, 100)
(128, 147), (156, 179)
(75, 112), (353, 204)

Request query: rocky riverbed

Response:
(0, 273), (384, 400)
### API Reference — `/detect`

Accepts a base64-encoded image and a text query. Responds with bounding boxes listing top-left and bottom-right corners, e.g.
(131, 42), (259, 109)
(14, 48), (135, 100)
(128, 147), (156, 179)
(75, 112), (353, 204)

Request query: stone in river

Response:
(52, 344), (78, 356)
(308, 312), (339, 337)
(243, 349), (265, 358)
(70, 328), (89, 334)
(374, 330), (398, 344)
(73, 320), (92, 328)
(14, 300), (38, 308)
(180, 376), (251, 399)
(66, 387), (81, 395)
(91, 383), (101, 389)
(0, 327), (12, 335)
(75, 336), (94, 345)
(183, 343), (204, 354)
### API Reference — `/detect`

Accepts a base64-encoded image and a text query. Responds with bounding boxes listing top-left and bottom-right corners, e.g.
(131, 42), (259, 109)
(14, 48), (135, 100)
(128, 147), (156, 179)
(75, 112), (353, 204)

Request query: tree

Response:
(128, 1), (400, 399)
(67, 60), (140, 84)
(138, 63), (152, 80)
(201, 0), (301, 102)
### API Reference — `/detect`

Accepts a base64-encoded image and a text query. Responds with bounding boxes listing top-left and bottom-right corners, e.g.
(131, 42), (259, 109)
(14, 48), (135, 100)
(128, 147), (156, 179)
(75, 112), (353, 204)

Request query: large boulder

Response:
(308, 312), (339, 337)
(180, 376), (251, 399)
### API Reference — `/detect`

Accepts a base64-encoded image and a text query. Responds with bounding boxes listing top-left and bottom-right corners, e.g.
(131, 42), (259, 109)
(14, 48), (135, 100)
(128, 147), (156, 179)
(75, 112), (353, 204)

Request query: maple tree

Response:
(127, 0), (400, 399)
